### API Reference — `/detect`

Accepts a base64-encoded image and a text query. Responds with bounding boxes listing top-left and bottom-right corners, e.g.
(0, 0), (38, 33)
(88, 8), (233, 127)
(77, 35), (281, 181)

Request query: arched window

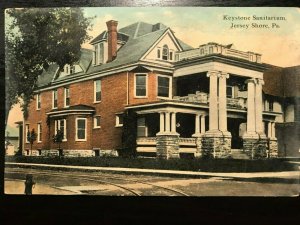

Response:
(162, 44), (169, 60)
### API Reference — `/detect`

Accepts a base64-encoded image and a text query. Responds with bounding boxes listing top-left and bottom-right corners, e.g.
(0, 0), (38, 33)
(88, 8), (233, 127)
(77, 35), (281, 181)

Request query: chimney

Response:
(106, 20), (118, 62)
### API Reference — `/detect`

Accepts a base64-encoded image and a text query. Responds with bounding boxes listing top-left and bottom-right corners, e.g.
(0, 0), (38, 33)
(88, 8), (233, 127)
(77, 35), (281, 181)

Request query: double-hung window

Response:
(162, 44), (169, 60)
(53, 89), (58, 109)
(55, 119), (67, 141)
(64, 87), (70, 107)
(37, 123), (42, 143)
(157, 75), (171, 98)
(94, 116), (101, 128)
(76, 118), (87, 141)
(115, 114), (124, 127)
(137, 117), (147, 137)
(36, 93), (41, 110)
(25, 124), (30, 143)
(135, 74), (147, 97)
(94, 80), (101, 102)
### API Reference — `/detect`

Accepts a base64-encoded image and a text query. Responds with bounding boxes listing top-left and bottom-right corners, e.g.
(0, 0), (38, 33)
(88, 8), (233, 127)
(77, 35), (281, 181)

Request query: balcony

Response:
(172, 91), (246, 109)
(175, 42), (262, 63)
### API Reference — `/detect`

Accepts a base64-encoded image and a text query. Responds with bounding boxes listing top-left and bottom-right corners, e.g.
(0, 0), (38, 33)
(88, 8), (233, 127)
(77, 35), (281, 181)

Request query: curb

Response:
(5, 162), (299, 179)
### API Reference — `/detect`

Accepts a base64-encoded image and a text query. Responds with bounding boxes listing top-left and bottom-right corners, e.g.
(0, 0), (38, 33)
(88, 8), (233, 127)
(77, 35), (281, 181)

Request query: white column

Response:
(194, 114), (201, 136)
(159, 112), (165, 133)
(271, 122), (276, 139)
(165, 112), (170, 133)
(207, 71), (219, 131)
(218, 72), (229, 132)
(201, 115), (206, 133)
(245, 79), (256, 134)
(255, 78), (265, 134)
(171, 112), (177, 133)
(267, 121), (272, 138)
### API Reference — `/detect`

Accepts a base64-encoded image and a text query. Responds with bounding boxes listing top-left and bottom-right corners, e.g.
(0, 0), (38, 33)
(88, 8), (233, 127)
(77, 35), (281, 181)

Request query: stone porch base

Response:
(202, 131), (232, 158)
(268, 139), (278, 158)
(156, 134), (180, 159)
(243, 137), (268, 159)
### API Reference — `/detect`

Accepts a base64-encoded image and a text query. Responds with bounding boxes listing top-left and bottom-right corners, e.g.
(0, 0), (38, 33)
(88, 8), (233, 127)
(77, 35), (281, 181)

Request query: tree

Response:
(52, 130), (64, 156)
(5, 8), (93, 126)
(27, 128), (37, 156)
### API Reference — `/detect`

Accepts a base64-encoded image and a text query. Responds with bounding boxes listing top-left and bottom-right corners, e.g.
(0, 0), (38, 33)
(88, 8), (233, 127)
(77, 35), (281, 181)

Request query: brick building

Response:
(21, 20), (299, 159)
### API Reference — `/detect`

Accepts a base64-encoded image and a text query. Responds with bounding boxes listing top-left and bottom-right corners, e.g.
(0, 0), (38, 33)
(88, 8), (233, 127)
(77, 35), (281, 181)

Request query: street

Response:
(4, 167), (299, 196)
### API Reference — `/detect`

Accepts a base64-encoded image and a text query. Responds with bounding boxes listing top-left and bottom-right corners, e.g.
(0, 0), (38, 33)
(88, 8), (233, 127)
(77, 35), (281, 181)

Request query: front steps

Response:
(230, 149), (250, 159)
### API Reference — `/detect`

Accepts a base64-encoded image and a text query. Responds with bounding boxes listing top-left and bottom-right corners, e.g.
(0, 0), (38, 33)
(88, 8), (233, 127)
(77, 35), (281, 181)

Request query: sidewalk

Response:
(5, 162), (299, 179)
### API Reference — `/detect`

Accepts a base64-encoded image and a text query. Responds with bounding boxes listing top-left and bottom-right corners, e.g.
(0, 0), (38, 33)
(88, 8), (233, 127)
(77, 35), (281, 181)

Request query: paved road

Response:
(4, 167), (299, 196)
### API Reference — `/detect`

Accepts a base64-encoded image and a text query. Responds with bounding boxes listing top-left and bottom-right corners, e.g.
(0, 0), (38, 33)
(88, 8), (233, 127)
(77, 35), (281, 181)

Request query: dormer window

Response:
(94, 42), (104, 65)
(162, 45), (169, 60)
(70, 65), (75, 74)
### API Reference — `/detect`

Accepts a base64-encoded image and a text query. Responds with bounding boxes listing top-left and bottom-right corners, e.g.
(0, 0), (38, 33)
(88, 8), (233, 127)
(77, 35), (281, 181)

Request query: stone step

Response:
(230, 149), (250, 159)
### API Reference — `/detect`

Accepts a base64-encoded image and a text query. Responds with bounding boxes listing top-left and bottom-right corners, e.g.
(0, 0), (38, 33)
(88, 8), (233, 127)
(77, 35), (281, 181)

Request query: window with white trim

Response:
(37, 123), (42, 142)
(94, 42), (104, 65)
(162, 44), (169, 60)
(137, 117), (147, 137)
(36, 93), (41, 110)
(269, 99), (274, 112)
(94, 116), (101, 128)
(70, 65), (75, 74)
(64, 87), (70, 107)
(157, 48), (161, 59)
(169, 51), (173, 61)
(116, 114), (124, 127)
(53, 89), (58, 109)
(25, 124), (30, 143)
(55, 119), (67, 141)
(94, 80), (101, 102)
(76, 118), (87, 141)
(157, 75), (171, 98)
(135, 74), (147, 97)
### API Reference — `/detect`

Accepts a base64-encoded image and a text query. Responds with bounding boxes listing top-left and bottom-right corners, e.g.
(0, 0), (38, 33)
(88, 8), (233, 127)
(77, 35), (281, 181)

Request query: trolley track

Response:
(5, 168), (189, 196)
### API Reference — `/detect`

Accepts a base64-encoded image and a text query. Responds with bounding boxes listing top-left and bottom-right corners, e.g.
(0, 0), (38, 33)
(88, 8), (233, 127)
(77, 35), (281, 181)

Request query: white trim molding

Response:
(134, 73), (148, 98)
(75, 118), (87, 141)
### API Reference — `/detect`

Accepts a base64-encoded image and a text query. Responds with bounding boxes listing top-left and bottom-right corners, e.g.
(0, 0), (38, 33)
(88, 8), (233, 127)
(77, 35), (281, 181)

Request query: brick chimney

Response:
(106, 20), (118, 62)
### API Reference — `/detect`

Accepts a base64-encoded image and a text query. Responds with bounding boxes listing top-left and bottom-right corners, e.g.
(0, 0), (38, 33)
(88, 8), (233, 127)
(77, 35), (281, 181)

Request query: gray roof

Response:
(38, 21), (193, 87)
(90, 31), (129, 44)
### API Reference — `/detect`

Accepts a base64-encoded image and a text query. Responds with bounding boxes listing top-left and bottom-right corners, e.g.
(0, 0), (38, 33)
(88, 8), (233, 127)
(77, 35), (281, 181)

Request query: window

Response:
(64, 87), (70, 107)
(76, 118), (86, 141)
(37, 123), (42, 142)
(94, 116), (101, 128)
(135, 74), (147, 97)
(200, 48), (204, 55)
(169, 51), (173, 61)
(162, 45), (169, 60)
(269, 100), (274, 112)
(55, 119), (67, 141)
(209, 46), (213, 54)
(36, 93), (41, 110)
(94, 45), (98, 65)
(226, 86), (234, 98)
(25, 124), (30, 143)
(137, 117), (147, 137)
(70, 65), (75, 74)
(94, 80), (101, 102)
(116, 114), (124, 127)
(157, 76), (170, 98)
(157, 49), (161, 59)
(94, 43), (104, 65)
(53, 89), (58, 108)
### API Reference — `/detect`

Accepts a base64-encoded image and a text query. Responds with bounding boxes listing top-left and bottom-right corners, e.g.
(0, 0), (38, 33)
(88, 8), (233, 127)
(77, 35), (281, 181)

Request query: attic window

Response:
(157, 49), (161, 59)
(70, 65), (75, 74)
(94, 42), (104, 65)
(162, 45), (169, 60)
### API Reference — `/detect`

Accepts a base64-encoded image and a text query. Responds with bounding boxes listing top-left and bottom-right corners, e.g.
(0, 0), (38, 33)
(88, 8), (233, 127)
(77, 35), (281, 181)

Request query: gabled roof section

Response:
(79, 48), (93, 72)
(89, 30), (129, 44)
(36, 64), (59, 87)
(87, 28), (169, 74)
(263, 65), (300, 97)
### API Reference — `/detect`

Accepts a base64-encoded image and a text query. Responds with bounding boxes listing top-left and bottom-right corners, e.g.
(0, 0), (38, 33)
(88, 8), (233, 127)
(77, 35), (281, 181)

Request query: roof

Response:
(49, 104), (95, 112)
(36, 21), (204, 87)
(263, 65), (300, 97)
(90, 31), (129, 44)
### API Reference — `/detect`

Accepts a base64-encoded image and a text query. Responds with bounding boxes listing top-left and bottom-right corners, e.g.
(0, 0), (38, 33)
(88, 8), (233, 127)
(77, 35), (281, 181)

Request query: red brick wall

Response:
(24, 71), (166, 152)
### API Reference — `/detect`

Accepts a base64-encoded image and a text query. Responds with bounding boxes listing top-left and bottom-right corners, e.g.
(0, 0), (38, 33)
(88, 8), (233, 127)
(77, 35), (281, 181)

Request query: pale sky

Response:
(6, 7), (300, 128)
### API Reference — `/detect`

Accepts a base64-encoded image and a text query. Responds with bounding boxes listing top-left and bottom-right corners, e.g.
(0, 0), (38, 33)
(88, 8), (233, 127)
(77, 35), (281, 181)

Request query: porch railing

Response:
(136, 137), (156, 145)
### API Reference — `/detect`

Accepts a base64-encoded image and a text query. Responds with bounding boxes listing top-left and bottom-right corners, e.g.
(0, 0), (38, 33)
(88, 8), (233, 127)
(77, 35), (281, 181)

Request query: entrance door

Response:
(228, 118), (245, 149)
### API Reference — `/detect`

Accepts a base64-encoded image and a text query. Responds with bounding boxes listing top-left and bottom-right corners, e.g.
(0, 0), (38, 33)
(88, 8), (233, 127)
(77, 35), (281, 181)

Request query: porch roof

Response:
(46, 104), (95, 117)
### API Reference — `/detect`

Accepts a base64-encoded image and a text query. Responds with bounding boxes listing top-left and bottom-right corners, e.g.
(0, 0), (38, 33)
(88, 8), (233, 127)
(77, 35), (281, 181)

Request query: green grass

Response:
(5, 156), (298, 172)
